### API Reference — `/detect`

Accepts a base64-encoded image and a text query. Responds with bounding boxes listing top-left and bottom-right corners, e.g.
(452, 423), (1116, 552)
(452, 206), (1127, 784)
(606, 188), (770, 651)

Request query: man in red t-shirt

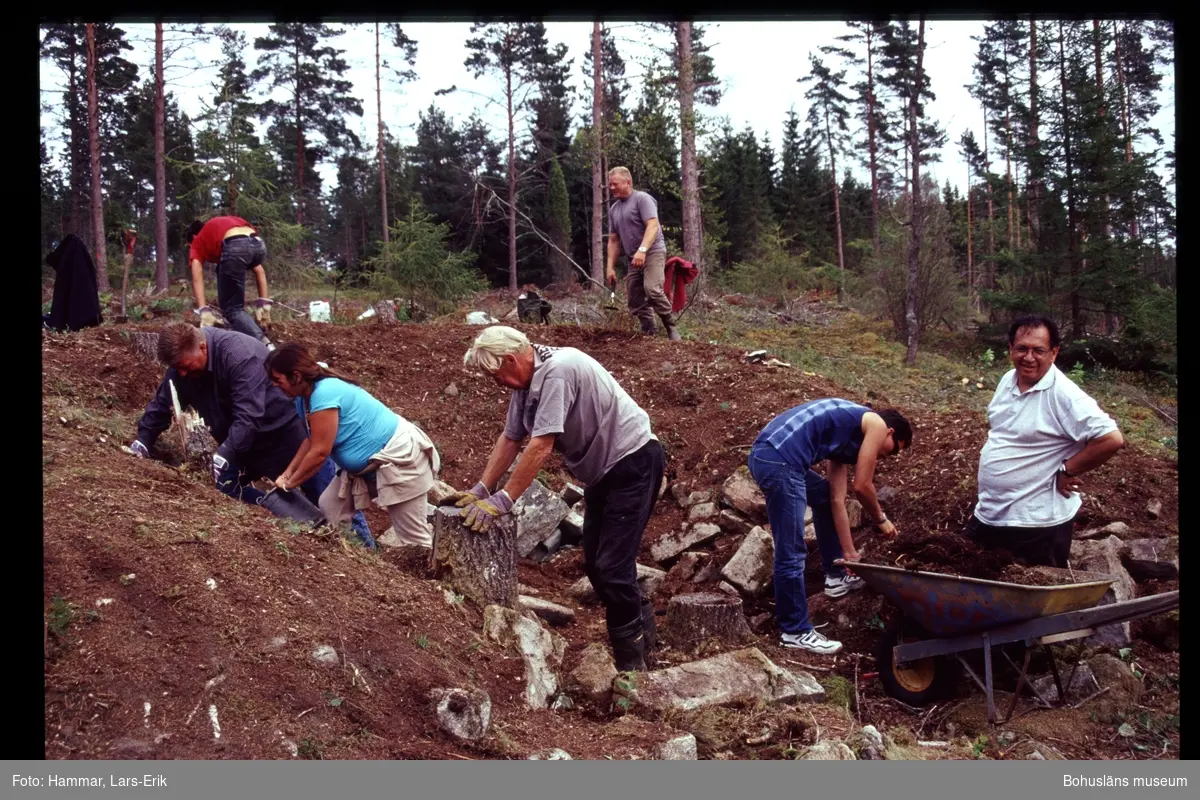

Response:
(186, 216), (274, 348)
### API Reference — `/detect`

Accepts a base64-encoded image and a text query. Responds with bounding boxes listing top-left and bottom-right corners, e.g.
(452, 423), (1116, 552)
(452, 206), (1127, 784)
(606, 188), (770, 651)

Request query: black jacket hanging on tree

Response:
(44, 234), (103, 332)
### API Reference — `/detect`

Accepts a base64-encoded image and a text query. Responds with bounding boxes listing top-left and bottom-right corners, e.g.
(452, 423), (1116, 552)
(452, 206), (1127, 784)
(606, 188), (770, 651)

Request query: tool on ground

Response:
(605, 276), (619, 310)
(168, 379), (189, 457)
(257, 478), (325, 524)
(120, 229), (136, 318)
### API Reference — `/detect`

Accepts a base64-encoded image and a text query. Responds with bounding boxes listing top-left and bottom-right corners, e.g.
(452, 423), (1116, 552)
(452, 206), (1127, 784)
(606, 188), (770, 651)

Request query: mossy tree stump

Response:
(664, 592), (754, 653)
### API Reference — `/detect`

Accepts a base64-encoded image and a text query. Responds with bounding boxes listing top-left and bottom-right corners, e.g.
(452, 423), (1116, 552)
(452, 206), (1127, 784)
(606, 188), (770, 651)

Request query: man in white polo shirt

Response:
(968, 315), (1125, 566)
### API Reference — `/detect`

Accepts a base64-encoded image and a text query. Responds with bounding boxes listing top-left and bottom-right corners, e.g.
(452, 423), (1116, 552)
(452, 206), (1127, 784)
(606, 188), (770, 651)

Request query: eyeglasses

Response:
(1011, 346), (1051, 357)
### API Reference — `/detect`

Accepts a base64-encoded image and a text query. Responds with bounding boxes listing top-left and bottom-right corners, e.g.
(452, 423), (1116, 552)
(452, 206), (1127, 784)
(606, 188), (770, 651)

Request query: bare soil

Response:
(41, 315), (1179, 760)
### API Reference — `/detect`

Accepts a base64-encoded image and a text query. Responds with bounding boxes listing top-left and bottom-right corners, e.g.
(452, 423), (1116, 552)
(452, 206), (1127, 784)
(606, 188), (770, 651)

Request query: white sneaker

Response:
(824, 574), (865, 598)
(780, 629), (843, 655)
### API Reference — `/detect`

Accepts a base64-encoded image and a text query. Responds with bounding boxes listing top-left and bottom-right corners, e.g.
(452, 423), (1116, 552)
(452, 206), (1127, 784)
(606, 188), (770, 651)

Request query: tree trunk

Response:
(154, 22), (169, 292)
(129, 331), (159, 361)
(1113, 22), (1137, 238)
(66, 31), (82, 239)
(432, 507), (518, 609)
(983, 109), (996, 294)
(677, 22), (702, 267)
(506, 64), (518, 294)
(590, 22), (604, 288)
(376, 24), (389, 244)
(1059, 22), (1082, 339)
(664, 592), (753, 653)
(967, 169), (976, 311)
(294, 43), (305, 230)
(1028, 17), (1043, 250)
(1093, 20), (1112, 239)
(1005, 104), (1014, 246)
(826, 106), (846, 304)
(866, 26), (881, 256)
(86, 24), (109, 292)
(904, 17), (926, 366)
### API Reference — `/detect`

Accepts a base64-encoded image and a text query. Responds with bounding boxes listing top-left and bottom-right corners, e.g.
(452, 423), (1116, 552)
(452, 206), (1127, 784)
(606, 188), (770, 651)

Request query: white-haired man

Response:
(458, 326), (665, 671)
(605, 166), (680, 340)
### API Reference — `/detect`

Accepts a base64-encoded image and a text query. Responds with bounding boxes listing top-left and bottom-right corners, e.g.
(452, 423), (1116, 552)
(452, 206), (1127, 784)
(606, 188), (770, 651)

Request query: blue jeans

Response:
(217, 235), (267, 341)
(748, 444), (849, 635)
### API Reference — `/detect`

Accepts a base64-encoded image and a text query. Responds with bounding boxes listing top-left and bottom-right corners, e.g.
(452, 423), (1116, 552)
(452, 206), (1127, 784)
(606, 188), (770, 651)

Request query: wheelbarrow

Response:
(835, 559), (1180, 724)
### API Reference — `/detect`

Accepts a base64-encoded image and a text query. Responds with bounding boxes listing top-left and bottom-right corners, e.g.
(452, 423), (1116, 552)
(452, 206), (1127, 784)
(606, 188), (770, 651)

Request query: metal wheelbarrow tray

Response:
(835, 559), (1180, 723)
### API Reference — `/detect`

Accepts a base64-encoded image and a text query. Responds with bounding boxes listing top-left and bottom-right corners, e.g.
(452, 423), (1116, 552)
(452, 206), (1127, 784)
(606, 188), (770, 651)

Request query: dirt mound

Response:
(41, 318), (1180, 760)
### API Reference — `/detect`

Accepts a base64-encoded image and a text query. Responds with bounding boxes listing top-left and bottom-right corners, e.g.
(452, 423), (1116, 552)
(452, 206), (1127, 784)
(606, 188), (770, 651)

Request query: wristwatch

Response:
(637, 245), (648, 253)
(1059, 461), (1072, 478)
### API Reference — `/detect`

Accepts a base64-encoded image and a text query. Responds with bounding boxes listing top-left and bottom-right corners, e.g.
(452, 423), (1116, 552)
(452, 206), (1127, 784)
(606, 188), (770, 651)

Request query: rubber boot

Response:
(639, 316), (657, 335)
(609, 617), (647, 672)
(659, 314), (682, 341)
(259, 487), (325, 524)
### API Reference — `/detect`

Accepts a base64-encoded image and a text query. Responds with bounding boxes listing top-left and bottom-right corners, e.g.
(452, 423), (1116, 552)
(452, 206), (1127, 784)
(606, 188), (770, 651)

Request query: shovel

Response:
(257, 479), (326, 525)
(604, 276), (620, 310)
(120, 229), (136, 318)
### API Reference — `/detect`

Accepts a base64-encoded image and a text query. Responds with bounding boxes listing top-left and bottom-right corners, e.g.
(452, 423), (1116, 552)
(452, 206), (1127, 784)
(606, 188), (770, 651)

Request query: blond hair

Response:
(463, 325), (531, 373)
(607, 166), (632, 183)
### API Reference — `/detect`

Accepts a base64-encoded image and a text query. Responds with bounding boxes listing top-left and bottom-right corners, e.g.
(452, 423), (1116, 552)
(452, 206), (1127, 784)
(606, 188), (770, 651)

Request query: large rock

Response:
(657, 734), (699, 760)
(1075, 521), (1132, 540)
(688, 502), (718, 523)
(651, 523), (723, 563)
(1031, 663), (1097, 703)
(483, 606), (567, 709)
(518, 595), (576, 627)
(667, 551), (708, 585)
(854, 726), (887, 760)
(686, 490), (714, 507)
(720, 527), (775, 595)
(512, 480), (572, 558)
(566, 642), (618, 705)
(432, 688), (491, 741)
(1069, 536), (1136, 648)
(717, 509), (755, 537)
(845, 498), (863, 529)
(721, 466), (767, 522)
(1086, 653), (1143, 724)
(611, 647), (824, 712)
(528, 748), (572, 760)
(562, 484), (585, 506)
(1119, 537), (1178, 581)
(568, 564), (667, 604)
(427, 480), (460, 506)
(559, 508), (585, 542)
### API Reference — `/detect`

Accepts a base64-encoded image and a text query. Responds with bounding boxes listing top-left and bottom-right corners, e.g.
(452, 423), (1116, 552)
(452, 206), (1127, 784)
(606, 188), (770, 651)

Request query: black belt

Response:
(224, 234), (260, 242)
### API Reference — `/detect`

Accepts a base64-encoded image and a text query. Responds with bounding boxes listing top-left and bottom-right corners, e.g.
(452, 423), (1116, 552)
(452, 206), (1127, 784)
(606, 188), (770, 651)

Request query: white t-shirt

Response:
(975, 364), (1119, 527)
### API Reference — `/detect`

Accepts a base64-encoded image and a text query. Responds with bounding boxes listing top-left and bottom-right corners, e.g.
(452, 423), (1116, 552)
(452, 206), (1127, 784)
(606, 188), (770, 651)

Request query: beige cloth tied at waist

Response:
(336, 416), (440, 511)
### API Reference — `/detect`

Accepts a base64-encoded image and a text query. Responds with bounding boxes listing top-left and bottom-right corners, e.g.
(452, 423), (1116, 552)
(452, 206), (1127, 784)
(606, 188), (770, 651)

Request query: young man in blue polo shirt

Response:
(749, 399), (912, 654)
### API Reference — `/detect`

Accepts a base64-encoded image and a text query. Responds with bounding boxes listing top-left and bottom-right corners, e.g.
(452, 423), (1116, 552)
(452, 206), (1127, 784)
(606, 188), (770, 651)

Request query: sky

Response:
(39, 20), (1175, 204)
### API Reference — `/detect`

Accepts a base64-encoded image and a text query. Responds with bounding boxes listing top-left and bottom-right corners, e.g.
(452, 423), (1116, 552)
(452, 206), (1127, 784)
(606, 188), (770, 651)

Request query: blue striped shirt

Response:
(754, 398), (871, 470)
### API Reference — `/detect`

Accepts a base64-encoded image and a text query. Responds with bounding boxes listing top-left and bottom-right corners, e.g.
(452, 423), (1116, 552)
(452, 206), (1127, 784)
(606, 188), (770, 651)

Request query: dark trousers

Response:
(966, 514), (1074, 567)
(581, 440), (666, 632)
(217, 235), (267, 341)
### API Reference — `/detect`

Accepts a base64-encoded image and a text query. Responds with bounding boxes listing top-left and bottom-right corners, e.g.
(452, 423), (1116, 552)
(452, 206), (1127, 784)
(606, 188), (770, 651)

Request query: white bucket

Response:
(309, 300), (331, 323)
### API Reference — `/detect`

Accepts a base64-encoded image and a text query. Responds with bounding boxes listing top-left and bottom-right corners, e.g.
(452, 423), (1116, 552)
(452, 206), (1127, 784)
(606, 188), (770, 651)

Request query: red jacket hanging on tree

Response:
(664, 256), (699, 312)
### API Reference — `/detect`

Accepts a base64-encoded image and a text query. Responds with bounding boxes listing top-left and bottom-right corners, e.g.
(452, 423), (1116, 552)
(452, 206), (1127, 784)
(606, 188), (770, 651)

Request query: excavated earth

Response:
(42, 314), (1179, 760)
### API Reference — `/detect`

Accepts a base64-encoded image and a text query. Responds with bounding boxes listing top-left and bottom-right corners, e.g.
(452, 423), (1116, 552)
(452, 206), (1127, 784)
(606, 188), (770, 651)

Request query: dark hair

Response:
(157, 322), (203, 366)
(877, 408), (913, 450)
(1008, 315), (1061, 349)
(186, 219), (205, 244)
(265, 342), (359, 387)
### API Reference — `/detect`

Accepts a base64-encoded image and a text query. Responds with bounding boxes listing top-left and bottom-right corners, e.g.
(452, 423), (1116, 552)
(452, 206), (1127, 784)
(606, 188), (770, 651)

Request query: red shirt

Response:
(188, 216), (257, 264)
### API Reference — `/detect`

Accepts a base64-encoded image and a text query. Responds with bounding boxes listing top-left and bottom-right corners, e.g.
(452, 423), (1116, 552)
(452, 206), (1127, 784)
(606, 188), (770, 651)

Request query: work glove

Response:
(211, 453), (242, 499)
(127, 440), (150, 458)
(461, 490), (514, 534)
(445, 481), (491, 507)
(254, 298), (273, 325)
(196, 306), (218, 328)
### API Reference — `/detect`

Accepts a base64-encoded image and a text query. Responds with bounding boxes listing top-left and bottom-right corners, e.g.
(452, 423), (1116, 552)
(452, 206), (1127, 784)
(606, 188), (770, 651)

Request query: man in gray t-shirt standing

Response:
(458, 326), (666, 672)
(605, 166), (680, 341)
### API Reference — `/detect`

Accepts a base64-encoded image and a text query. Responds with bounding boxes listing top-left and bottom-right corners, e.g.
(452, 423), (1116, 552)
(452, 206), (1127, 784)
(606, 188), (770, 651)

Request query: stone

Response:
(721, 466), (767, 522)
(1120, 537), (1179, 581)
(845, 498), (863, 529)
(671, 483), (692, 508)
(650, 523), (723, 563)
(717, 581), (739, 597)
(433, 688), (491, 741)
(427, 480), (460, 506)
(550, 694), (574, 711)
(805, 522), (816, 543)
(686, 490), (714, 507)
(876, 486), (900, 504)
(569, 564), (667, 604)
(443, 383), (459, 398)
(528, 530), (564, 563)
(559, 509), (585, 542)
(612, 647), (824, 712)
(528, 748), (572, 760)
(518, 595), (576, 627)
(376, 527), (404, 548)
(1086, 653), (1143, 724)
(720, 526), (775, 595)
(566, 642), (618, 705)
(667, 552), (707, 585)
(657, 733), (699, 760)
(717, 509), (755, 537)
(1075, 521), (1132, 540)
(1031, 663), (1098, 703)
(1069, 536), (1137, 647)
(311, 645), (338, 665)
(1146, 499), (1162, 519)
(562, 483), (585, 506)
(855, 725), (887, 760)
(483, 605), (567, 709)
(688, 502), (718, 523)
(804, 741), (857, 760)
(512, 480), (571, 558)
(466, 311), (498, 325)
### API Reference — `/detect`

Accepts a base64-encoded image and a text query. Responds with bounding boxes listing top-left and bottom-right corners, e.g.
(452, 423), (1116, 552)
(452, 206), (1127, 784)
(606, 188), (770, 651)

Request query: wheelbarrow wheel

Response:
(876, 617), (959, 707)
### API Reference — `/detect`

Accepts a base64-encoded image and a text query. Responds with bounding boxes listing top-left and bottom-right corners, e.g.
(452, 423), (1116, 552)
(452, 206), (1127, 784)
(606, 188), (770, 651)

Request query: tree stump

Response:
(664, 592), (753, 653)
(180, 410), (216, 474)
(431, 507), (517, 609)
(129, 331), (160, 362)
(373, 299), (397, 324)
